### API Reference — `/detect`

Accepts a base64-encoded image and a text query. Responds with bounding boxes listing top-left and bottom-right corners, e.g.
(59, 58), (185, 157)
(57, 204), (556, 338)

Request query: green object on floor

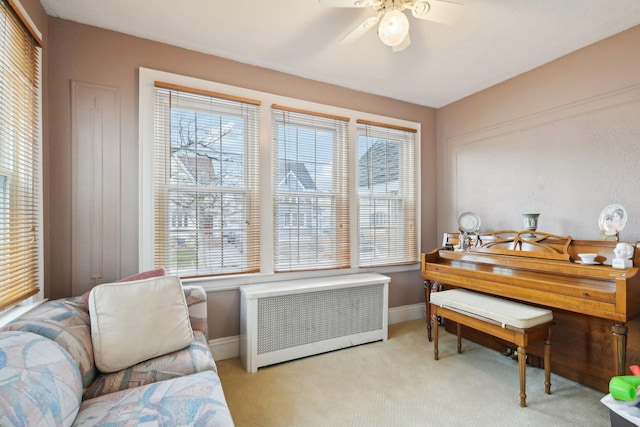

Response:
(609, 376), (640, 401)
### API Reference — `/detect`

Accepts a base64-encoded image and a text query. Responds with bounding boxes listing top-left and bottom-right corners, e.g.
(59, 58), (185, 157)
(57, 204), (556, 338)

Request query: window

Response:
(357, 120), (417, 267)
(140, 68), (420, 284)
(0, 0), (42, 310)
(272, 106), (350, 272)
(153, 82), (261, 277)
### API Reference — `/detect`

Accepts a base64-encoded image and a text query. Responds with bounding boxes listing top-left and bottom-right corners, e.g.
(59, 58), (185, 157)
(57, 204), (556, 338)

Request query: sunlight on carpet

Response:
(216, 320), (610, 427)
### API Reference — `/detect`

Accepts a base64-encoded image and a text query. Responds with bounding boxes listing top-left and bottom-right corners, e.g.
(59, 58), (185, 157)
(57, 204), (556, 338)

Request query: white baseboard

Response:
(209, 302), (425, 361)
(210, 335), (240, 362)
(388, 302), (425, 325)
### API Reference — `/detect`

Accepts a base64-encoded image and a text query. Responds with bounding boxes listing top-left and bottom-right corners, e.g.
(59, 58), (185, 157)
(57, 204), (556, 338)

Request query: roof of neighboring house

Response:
(278, 160), (316, 191)
(358, 141), (399, 188)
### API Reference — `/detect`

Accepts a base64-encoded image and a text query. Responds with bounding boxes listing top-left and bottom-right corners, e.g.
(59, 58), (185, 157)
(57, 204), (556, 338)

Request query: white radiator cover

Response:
(240, 273), (390, 372)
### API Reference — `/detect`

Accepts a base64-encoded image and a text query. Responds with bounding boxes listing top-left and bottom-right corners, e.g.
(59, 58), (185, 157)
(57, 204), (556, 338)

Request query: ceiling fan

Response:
(319, 0), (463, 52)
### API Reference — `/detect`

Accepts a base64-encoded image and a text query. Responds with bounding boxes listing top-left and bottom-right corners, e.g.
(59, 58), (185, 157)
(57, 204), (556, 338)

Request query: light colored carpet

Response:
(216, 320), (610, 427)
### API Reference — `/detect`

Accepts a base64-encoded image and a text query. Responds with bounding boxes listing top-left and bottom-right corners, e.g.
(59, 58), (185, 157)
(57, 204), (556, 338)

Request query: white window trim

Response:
(139, 68), (421, 291)
(35, 41), (44, 303)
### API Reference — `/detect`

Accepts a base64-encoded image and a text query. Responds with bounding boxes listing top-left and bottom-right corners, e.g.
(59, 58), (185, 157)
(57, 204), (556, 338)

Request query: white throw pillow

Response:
(88, 275), (194, 373)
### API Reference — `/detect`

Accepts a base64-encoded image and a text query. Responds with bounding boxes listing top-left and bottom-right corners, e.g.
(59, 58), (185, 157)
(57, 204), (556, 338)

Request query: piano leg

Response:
(544, 333), (552, 395)
(424, 280), (432, 342)
(433, 305), (439, 360)
(612, 322), (629, 376)
(425, 280), (442, 342)
(518, 346), (527, 407)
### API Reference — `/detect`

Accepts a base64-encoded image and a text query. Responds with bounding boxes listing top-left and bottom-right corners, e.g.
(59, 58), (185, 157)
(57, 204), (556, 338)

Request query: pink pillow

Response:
(81, 268), (166, 306)
(115, 268), (167, 283)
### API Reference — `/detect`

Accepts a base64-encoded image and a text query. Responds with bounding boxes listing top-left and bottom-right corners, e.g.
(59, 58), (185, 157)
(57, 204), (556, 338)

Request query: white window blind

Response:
(357, 120), (417, 267)
(153, 82), (261, 277)
(0, 0), (42, 309)
(272, 105), (350, 272)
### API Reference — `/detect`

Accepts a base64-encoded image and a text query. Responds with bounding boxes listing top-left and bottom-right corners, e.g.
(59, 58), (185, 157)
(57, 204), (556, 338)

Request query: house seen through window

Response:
(142, 69), (420, 280)
(357, 121), (417, 267)
(272, 106), (350, 272)
(153, 83), (260, 277)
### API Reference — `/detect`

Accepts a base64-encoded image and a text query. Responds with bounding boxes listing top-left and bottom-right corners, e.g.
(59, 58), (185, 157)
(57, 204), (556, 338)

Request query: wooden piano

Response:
(422, 230), (640, 392)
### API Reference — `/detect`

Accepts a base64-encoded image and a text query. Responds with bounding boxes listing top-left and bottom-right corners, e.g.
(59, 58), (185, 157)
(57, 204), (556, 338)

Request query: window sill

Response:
(0, 300), (45, 328)
(182, 263), (420, 292)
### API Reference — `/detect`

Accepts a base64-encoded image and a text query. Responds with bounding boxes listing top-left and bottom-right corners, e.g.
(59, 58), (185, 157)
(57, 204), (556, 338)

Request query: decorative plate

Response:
(598, 204), (627, 236)
(458, 211), (481, 233)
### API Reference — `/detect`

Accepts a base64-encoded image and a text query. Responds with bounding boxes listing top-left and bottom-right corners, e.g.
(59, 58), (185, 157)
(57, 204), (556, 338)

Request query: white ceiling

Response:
(39, 0), (640, 108)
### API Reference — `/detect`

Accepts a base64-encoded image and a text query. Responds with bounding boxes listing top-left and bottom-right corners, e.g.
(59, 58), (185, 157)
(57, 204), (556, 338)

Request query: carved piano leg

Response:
(612, 322), (629, 376)
(518, 346), (527, 407)
(425, 281), (442, 342)
(457, 323), (462, 354)
(425, 280), (432, 342)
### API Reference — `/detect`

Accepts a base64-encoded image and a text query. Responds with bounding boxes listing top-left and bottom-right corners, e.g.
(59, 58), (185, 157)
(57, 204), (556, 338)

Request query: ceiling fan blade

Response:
(410, 0), (463, 25)
(392, 34), (411, 53)
(319, 0), (381, 8)
(340, 15), (380, 44)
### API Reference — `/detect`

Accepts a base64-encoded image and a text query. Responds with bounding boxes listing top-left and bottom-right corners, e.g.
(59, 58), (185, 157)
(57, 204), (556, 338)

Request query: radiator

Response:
(240, 273), (389, 372)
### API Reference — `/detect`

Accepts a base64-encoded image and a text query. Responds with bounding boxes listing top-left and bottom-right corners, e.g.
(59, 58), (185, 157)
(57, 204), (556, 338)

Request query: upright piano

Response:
(422, 230), (640, 392)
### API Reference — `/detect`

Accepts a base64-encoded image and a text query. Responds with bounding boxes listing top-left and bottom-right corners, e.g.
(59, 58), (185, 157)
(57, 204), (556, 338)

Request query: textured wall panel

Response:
(448, 85), (640, 240)
(71, 82), (121, 295)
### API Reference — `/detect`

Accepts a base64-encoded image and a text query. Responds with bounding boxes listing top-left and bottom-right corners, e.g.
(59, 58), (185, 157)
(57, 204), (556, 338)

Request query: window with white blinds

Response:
(0, 0), (42, 310)
(357, 120), (417, 267)
(140, 69), (421, 282)
(153, 82), (261, 277)
(271, 106), (350, 272)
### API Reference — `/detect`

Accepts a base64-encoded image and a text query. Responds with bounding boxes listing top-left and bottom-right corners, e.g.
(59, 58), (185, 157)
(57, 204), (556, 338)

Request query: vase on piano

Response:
(522, 213), (540, 236)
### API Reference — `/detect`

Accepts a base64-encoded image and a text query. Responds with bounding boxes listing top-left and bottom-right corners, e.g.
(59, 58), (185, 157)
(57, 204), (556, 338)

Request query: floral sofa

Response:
(0, 284), (235, 426)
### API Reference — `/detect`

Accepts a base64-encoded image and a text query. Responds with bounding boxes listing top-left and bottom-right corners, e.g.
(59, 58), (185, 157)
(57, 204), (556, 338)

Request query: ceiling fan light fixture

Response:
(378, 9), (409, 47)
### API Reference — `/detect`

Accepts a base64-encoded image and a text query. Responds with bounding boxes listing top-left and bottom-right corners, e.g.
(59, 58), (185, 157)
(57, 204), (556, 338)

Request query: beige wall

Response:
(437, 25), (640, 241)
(45, 18), (436, 338)
(41, 13), (639, 340)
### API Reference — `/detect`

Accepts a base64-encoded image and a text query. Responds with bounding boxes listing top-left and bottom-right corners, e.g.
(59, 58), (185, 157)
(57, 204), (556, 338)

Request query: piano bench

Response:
(430, 288), (553, 407)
